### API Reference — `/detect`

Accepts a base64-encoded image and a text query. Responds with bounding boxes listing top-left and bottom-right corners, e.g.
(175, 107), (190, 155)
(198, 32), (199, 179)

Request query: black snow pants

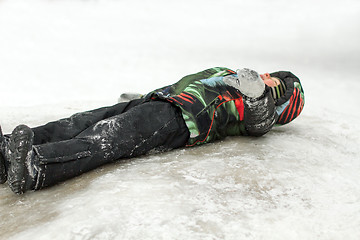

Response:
(30, 99), (190, 190)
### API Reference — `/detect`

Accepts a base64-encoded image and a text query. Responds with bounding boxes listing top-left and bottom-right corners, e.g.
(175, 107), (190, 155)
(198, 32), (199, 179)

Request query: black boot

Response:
(7, 125), (37, 194)
(0, 125), (9, 184)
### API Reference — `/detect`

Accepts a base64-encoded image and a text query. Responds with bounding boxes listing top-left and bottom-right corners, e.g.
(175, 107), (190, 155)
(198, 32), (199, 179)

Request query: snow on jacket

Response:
(145, 67), (277, 146)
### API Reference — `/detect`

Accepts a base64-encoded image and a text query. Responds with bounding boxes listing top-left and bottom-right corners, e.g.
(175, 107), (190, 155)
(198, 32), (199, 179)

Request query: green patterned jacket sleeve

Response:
(144, 67), (248, 146)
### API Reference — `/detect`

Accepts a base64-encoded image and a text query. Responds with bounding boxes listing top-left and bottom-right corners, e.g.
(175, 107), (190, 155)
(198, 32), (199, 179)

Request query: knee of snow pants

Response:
(32, 98), (145, 145)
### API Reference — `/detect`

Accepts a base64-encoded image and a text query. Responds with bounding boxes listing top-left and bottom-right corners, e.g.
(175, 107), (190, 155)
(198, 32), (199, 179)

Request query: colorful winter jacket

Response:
(145, 67), (277, 146)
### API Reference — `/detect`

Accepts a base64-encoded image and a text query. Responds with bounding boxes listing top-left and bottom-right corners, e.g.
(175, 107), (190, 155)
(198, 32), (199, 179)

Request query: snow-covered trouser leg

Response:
(31, 98), (145, 145)
(31, 101), (190, 190)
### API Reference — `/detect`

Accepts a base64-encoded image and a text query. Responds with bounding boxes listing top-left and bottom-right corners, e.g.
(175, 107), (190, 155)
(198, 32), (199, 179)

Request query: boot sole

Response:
(0, 153), (6, 184)
(0, 126), (7, 184)
(8, 125), (34, 194)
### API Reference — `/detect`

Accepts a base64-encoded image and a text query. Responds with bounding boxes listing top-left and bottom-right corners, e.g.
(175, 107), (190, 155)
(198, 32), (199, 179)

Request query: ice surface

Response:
(1, 0), (360, 239)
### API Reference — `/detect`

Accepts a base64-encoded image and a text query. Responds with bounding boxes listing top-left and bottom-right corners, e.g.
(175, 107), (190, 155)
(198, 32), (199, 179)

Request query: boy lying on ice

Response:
(0, 67), (304, 194)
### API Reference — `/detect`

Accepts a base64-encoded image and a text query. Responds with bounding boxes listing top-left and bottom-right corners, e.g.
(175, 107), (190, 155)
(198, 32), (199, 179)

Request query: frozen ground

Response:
(1, 0), (360, 239)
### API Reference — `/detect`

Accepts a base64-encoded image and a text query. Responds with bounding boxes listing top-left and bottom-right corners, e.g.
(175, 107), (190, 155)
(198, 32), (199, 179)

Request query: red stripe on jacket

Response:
(186, 97), (244, 147)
